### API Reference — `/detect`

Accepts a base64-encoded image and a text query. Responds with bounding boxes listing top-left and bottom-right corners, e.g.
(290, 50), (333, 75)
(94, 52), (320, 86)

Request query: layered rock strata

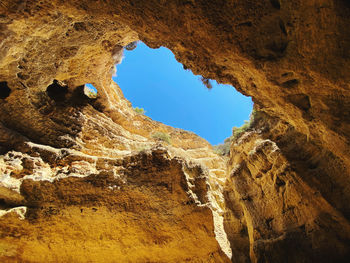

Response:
(0, 147), (229, 262)
(225, 113), (350, 262)
(0, 0), (350, 262)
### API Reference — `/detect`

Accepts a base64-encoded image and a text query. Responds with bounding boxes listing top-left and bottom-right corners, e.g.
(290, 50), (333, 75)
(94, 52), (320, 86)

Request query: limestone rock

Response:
(0, 147), (229, 262)
(225, 113), (350, 262)
(0, 0), (349, 262)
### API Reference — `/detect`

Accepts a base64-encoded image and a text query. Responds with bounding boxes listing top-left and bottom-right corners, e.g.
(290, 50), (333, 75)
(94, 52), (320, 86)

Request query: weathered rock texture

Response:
(0, 0), (350, 262)
(224, 113), (350, 262)
(0, 148), (229, 262)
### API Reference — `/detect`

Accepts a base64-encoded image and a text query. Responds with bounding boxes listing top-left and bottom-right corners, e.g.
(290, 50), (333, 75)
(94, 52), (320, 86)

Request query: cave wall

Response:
(0, 148), (229, 262)
(0, 0), (350, 262)
(224, 113), (350, 262)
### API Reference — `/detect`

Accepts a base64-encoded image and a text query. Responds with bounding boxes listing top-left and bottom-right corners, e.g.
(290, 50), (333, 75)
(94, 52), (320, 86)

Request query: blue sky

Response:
(113, 42), (252, 145)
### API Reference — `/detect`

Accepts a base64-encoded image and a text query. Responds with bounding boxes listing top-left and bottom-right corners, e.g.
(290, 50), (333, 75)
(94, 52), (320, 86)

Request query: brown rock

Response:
(0, 0), (349, 262)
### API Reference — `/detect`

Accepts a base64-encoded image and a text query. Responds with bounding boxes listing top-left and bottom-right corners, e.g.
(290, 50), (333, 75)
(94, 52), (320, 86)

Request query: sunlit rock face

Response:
(0, 147), (229, 262)
(0, 0), (350, 262)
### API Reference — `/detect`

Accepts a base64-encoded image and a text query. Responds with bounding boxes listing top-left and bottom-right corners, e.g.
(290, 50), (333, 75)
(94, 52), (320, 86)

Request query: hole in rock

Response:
(69, 84), (103, 112)
(46, 80), (68, 102)
(115, 42), (252, 146)
(0, 81), (11, 99)
(83, 83), (98, 99)
(68, 84), (97, 106)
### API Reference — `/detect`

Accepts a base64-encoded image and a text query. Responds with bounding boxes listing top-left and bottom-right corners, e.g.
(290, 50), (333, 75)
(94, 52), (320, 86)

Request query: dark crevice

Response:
(71, 85), (89, 105)
(0, 81), (11, 99)
(91, 99), (105, 112)
(19, 81), (28, 90)
(46, 80), (68, 102)
(287, 94), (311, 112)
(0, 198), (26, 210)
(270, 0), (281, 9)
(282, 79), (299, 88)
(46, 81), (101, 109)
(0, 145), (10, 155)
(279, 19), (288, 35)
(70, 85), (97, 106)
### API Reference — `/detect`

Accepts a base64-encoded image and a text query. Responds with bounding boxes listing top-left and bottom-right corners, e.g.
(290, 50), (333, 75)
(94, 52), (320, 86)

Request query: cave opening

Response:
(83, 83), (98, 99)
(66, 84), (101, 110)
(115, 42), (253, 145)
(0, 81), (11, 99)
(46, 80), (68, 102)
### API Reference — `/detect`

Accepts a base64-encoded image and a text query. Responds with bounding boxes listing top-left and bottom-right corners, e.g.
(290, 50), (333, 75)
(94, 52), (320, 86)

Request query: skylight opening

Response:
(114, 42), (253, 145)
(84, 83), (98, 99)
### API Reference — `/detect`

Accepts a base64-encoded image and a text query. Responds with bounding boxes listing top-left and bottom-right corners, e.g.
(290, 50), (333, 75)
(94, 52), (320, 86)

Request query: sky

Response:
(113, 42), (252, 145)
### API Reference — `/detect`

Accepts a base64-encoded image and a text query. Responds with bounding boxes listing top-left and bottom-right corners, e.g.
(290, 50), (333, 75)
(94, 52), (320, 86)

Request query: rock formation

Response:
(0, 0), (349, 262)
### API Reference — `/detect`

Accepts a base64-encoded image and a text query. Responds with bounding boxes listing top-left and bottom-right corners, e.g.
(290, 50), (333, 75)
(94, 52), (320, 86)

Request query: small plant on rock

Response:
(134, 107), (145, 115)
(213, 109), (262, 156)
(152, 132), (171, 144)
(213, 138), (231, 156)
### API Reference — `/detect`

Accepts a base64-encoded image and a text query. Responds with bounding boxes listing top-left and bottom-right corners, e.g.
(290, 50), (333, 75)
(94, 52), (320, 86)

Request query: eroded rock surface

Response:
(225, 113), (350, 262)
(0, 0), (350, 262)
(0, 147), (229, 262)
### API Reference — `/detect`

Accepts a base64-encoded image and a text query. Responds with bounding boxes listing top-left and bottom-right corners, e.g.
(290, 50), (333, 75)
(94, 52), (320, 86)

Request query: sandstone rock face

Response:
(225, 113), (350, 262)
(0, 147), (229, 262)
(0, 0), (350, 262)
